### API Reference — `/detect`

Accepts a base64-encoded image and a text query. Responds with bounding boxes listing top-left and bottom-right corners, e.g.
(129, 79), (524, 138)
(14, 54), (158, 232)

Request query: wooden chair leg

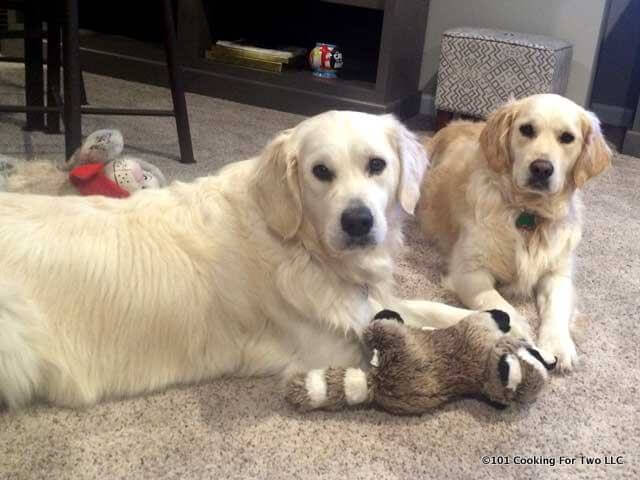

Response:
(162, 0), (195, 164)
(46, 0), (61, 134)
(62, 0), (82, 158)
(436, 109), (454, 131)
(80, 72), (88, 105)
(24, 0), (45, 131)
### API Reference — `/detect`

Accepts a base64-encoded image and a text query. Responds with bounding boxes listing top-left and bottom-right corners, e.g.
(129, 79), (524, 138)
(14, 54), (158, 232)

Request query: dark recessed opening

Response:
(206, 2), (383, 83)
(79, 1), (383, 84)
(79, 0), (175, 45)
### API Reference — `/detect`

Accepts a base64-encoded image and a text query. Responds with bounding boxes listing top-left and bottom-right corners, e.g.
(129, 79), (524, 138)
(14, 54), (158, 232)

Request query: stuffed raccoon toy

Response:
(286, 309), (555, 415)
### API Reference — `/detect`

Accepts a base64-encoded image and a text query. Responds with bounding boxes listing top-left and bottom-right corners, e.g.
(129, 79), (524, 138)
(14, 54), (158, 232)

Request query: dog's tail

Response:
(424, 131), (449, 167)
(0, 283), (46, 408)
(426, 120), (483, 167)
(285, 367), (374, 412)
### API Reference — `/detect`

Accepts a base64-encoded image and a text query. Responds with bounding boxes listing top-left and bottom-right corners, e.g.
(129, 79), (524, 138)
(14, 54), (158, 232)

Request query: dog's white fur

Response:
(417, 94), (611, 371)
(0, 111), (473, 409)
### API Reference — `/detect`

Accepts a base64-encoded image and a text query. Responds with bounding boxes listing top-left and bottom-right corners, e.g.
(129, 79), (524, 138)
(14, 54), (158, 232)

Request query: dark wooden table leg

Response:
(80, 72), (88, 105)
(62, 0), (82, 158)
(24, 0), (45, 131)
(46, 0), (61, 134)
(622, 97), (640, 156)
(436, 109), (454, 131)
(162, 0), (195, 164)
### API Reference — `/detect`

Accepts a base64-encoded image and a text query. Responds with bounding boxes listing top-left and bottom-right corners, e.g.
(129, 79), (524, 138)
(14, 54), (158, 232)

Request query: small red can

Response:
(308, 43), (343, 78)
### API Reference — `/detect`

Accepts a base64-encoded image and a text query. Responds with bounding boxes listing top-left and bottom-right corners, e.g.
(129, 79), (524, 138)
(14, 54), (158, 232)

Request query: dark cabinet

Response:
(80, 0), (429, 118)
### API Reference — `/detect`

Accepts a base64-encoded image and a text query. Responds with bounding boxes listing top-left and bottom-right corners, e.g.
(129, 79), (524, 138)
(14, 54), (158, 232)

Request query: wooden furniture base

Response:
(436, 109), (454, 131)
(0, 0), (195, 164)
(78, 0), (430, 118)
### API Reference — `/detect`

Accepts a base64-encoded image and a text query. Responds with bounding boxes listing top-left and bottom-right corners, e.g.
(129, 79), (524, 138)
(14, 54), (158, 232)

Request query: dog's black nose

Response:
(341, 205), (373, 237)
(529, 159), (554, 180)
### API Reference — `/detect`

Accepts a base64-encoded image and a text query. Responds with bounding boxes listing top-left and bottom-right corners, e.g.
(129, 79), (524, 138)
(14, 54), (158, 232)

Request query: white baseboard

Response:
(420, 93), (435, 117)
(590, 102), (635, 127)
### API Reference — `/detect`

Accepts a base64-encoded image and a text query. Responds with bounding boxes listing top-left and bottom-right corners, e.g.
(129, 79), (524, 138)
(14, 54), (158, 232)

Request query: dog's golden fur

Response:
(3, 160), (76, 196)
(0, 111), (476, 409)
(417, 94), (611, 370)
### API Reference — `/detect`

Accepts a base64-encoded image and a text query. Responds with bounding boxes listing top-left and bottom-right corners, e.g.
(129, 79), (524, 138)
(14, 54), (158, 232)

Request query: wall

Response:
(590, 0), (640, 126)
(420, 0), (610, 110)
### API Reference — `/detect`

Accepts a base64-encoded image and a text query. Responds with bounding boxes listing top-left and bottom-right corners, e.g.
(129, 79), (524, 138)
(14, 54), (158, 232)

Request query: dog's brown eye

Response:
(519, 123), (535, 138)
(559, 132), (575, 144)
(312, 164), (334, 182)
(368, 157), (386, 175)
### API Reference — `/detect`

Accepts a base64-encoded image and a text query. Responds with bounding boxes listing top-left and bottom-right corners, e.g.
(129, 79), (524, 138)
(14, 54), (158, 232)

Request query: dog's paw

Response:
(537, 334), (578, 372)
(480, 307), (532, 342)
(506, 312), (534, 343)
(483, 337), (555, 405)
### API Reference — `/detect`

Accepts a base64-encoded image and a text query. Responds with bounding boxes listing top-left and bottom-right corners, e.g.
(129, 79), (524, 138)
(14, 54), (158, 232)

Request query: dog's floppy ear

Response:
(573, 111), (612, 188)
(479, 100), (518, 173)
(385, 115), (429, 215)
(250, 129), (302, 240)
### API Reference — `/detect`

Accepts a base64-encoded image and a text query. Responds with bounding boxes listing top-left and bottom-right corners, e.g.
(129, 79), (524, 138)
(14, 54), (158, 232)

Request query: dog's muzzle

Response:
(527, 159), (554, 190)
(341, 204), (374, 247)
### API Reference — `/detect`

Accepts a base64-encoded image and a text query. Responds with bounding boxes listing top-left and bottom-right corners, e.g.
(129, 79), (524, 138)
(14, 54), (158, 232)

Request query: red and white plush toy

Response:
(1, 129), (167, 197)
(68, 129), (167, 198)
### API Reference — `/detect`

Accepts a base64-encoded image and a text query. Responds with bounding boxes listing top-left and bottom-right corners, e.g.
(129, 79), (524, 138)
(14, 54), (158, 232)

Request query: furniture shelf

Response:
(79, 0), (429, 118)
(320, 0), (386, 10)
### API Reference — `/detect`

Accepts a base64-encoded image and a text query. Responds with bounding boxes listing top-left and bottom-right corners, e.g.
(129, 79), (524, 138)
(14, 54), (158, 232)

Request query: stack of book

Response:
(205, 40), (307, 73)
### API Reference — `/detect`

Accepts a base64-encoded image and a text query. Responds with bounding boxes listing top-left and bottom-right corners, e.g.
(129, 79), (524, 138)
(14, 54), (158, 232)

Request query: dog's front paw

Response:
(506, 312), (533, 343)
(477, 309), (527, 342)
(538, 334), (577, 372)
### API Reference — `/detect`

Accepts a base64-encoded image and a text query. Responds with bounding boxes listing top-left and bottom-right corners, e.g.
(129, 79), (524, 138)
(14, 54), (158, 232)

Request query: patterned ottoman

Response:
(435, 27), (572, 128)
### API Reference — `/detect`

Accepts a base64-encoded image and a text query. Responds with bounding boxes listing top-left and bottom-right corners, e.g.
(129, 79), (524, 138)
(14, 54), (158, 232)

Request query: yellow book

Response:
(205, 50), (284, 73)
(210, 45), (289, 64)
(213, 40), (306, 63)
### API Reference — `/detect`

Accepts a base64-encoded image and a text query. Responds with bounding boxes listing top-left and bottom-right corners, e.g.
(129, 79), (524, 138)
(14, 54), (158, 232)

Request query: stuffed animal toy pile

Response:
(1, 129), (167, 197)
(286, 309), (555, 415)
(67, 129), (166, 197)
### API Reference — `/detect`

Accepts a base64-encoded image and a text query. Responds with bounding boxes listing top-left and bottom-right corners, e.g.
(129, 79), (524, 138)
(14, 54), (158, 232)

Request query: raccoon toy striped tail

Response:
(286, 367), (375, 412)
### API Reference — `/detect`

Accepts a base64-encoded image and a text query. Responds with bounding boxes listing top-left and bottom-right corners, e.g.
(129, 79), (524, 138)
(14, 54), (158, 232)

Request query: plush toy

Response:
(286, 309), (555, 415)
(68, 129), (167, 197)
(1, 129), (167, 197)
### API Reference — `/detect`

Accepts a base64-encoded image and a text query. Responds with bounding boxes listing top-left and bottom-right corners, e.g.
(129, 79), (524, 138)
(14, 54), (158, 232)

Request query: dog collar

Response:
(515, 211), (537, 231)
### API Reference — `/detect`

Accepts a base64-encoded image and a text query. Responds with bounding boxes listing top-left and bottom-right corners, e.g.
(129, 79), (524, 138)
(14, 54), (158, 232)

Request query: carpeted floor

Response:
(0, 64), (638, 480)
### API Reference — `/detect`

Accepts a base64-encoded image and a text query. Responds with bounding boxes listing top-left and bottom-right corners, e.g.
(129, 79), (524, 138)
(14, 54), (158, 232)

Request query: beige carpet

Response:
(0, 64), (638, 480)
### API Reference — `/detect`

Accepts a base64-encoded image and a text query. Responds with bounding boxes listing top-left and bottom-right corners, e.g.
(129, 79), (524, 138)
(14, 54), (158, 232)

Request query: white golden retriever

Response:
(417, 94), (611, 371)
(0, 111), (472, 409)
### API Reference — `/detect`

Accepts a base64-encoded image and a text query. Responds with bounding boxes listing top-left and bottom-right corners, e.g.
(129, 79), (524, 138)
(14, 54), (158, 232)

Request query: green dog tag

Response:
(516, 211), (536, 230)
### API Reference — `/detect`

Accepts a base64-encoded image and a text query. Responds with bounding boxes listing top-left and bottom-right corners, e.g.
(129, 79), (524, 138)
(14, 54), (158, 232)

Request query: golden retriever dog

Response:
(0, 111), (473, 409)
(417, 94), (611, 371)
